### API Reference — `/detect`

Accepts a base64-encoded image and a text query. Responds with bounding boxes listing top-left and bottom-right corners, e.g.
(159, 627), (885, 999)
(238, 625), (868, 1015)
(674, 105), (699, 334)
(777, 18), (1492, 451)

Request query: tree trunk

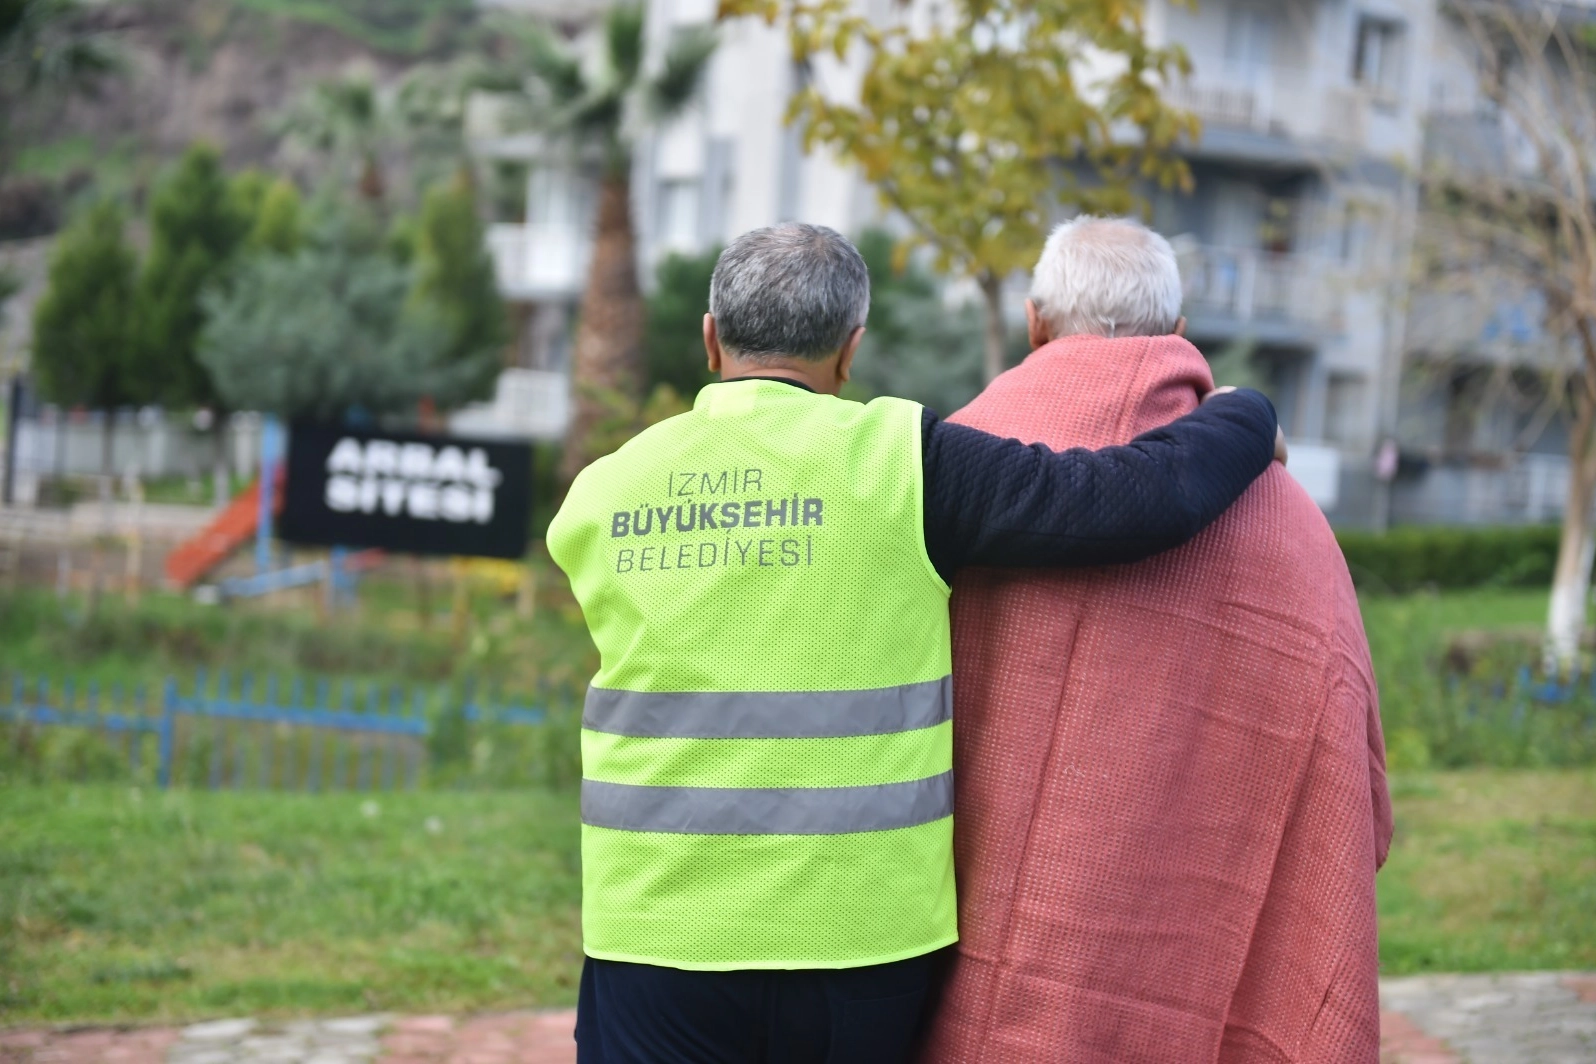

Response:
(99, 411), (115, 532)
(1545, 395), (1596, 674)
(359, 154), (385, 204)
(559, 171), (645, 487)
(93, 412), (115, 616)
(212, 416), (230, 508)
(979, 272), (1008, 383)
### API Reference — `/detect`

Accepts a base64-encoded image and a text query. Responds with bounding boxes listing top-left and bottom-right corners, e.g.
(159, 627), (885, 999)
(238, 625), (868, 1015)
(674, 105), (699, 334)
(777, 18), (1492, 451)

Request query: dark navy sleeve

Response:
(920, 389), (1278, 582)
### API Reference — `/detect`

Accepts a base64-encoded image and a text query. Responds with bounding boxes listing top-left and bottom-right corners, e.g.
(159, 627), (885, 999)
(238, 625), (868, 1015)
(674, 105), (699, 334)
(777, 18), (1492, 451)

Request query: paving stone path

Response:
(1381, 973), (1596, 1063)
(3, 973), (1593, 1063)
(0, 1013), (576, 1064)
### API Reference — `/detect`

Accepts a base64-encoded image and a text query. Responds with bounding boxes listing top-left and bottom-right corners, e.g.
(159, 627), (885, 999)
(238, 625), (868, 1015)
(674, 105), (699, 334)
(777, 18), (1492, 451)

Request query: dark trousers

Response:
(575, 951), (941, 1064)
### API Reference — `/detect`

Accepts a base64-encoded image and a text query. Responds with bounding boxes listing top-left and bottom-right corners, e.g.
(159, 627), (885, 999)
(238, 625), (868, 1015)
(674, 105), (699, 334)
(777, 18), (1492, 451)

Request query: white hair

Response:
(1028, 217), (1183, 339)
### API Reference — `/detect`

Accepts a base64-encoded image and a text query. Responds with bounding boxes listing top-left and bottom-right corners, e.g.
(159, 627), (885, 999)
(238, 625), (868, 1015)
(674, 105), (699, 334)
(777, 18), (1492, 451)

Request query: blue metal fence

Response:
(1516, 664), (1596, 704)
(0, 670), (559, 790)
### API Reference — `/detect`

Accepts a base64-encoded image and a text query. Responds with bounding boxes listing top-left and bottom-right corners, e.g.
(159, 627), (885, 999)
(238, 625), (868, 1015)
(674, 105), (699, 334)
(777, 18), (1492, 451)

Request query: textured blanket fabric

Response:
(920, 335), (1393, 1064)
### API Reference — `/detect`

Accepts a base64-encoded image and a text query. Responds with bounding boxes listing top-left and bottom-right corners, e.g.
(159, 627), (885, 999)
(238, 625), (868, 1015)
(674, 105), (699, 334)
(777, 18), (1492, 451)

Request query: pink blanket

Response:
(921, 334), (1392, 1064)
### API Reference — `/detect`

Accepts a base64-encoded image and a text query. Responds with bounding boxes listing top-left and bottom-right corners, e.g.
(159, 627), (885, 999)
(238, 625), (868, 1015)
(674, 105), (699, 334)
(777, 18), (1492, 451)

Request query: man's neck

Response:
(721, 374), (817, 393)
(720, 357), (840, 396)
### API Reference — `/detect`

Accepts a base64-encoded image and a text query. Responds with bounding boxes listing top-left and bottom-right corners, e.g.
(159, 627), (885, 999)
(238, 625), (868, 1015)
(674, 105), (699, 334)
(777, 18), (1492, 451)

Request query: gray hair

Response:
(1029, 217), (1183, 339)
(708, 223), (871, 362)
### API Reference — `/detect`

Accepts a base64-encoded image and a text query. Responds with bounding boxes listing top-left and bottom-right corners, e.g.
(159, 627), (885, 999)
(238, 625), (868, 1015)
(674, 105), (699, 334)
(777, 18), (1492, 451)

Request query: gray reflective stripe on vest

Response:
(582, 678), (951, 739)
(581, 771), (953, 835)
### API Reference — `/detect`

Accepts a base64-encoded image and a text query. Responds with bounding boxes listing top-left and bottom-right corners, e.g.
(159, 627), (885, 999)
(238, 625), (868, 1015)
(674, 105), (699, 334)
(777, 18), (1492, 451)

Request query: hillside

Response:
(1, 0), (610, 240)
(0, 0), (600, 370)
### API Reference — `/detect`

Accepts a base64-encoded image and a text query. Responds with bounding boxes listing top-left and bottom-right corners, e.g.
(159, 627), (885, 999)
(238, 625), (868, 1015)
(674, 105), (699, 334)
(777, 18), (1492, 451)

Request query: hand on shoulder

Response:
(1203, 386), (1288, 466)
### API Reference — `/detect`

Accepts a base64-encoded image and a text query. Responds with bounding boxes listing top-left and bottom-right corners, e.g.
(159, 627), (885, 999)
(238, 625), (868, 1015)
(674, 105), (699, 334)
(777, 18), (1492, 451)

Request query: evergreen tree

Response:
(408, 174), (504, 403)
(644, 247), (719, 400)
(849, 229), (985, 416)
(229, 170), (271, 229)
(198, 202), (484, 422)
(248, 178), (303, 255)
(30, 200), (138, 471)
(132, 143), (252, 409)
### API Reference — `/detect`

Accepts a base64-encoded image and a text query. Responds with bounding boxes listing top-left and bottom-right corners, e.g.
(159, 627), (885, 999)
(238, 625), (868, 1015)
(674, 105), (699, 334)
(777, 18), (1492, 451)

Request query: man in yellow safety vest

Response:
(548, 222), (1284, 1064)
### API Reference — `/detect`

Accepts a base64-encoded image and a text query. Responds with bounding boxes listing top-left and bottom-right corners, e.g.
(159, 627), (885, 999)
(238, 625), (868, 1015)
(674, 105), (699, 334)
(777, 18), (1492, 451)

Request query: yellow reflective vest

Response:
(548, 379), (955, 970)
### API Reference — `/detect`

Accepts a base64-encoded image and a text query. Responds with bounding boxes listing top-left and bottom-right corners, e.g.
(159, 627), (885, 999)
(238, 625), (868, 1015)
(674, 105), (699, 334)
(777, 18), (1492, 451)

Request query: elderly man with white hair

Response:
(919, 216), (1392, 1064)
(1024, 215), (1190, 341)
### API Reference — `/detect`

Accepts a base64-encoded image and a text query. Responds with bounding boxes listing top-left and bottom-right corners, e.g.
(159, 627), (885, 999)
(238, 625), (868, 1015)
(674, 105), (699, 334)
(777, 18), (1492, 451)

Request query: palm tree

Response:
(512, 5), (715, 484)
(276, 74), (391, 202)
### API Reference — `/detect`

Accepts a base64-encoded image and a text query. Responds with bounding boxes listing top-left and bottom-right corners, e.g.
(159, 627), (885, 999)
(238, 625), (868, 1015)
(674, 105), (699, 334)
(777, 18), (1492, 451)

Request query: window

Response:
(1224, 4), (1275, 81)
(526, 167), (573, 226)
(1353, 16), (1406, 104)
(658, 179), (701, 252)
(1443, 368), (1488, 455)
(1339, 201), (1377, 266)
(490, 161), (529, 224)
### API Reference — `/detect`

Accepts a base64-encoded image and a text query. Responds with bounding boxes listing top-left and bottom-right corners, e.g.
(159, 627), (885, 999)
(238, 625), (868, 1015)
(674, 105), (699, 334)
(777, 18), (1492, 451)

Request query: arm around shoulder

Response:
(921, 389), (1278, 575)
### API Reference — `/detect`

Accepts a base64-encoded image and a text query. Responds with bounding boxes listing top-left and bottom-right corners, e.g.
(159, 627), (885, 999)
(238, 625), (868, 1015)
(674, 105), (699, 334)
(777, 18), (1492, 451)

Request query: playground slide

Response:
(164, 474), (283, 589)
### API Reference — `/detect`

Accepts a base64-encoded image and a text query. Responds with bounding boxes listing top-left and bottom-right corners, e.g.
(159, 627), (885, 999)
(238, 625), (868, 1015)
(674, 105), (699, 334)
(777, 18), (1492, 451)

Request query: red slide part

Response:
(163, 473), (284, 589)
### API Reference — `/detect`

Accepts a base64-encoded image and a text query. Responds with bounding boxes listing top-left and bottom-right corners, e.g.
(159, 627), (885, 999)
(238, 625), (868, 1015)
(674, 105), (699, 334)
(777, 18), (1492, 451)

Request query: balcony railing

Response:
(1179, 246), (1337, 331)
(1165, 77), (1370, 148)
(487, 222), (589, 301)
(1392, 452), (1570, 526)
(1164, 80), (1264, 132)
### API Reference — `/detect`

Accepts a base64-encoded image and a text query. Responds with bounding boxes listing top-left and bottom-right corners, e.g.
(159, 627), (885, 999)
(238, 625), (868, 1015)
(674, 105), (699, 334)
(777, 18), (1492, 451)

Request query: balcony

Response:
(1391, 452), (1570, 526)
(1406, 288), (1566, 368)
(1178, 245), (1340, 343)
(1165, 80), (1265, 132)
(487, 222), (590, 302)
(450, 369), (571, 443)
(1165, 77), (1373, 163)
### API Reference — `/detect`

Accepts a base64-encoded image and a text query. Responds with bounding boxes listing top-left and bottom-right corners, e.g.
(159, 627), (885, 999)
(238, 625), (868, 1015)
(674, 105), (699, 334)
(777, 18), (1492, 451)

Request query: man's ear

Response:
(836, 326), (865, 385)
(1173, 316), (1187, 338)
(1025, 300), (1051, 351)
(704, 314), (723, 375)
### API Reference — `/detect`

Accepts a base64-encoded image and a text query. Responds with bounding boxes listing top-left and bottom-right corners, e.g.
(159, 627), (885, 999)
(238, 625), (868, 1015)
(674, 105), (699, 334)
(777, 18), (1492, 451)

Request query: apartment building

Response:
(1153, 0), (1437, 527)
(1388, 2), (1586, 526)
(620, 0), (1436, 524)
(483, 0), (1573, 529)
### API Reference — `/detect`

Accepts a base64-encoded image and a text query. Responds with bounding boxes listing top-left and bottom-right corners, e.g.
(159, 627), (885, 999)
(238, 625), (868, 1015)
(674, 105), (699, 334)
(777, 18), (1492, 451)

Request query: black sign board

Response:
(279, 422), (533, 559)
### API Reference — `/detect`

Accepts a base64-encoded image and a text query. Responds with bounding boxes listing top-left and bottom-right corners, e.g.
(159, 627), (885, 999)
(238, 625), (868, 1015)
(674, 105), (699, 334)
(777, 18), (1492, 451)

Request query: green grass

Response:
(138, 475), (254, 507)
(0, 785), (583, 1022)
(0, 769), (1588, 1023)
(0, 561), (596, 790)
(2, 582), (1593, 1021)
(1379, 769), (1596, 974)
(1359, 588), (1596, 769)
(0, 555), (597, 698)
(3, 581), (1565, 760)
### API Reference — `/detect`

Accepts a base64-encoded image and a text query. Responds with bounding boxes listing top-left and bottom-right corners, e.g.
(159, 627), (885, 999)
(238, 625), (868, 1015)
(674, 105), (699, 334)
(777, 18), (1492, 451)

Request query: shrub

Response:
(1336, 525), (1560, 593)
(645, 248), (719, 400)
(1361, 589), (1596, 770)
